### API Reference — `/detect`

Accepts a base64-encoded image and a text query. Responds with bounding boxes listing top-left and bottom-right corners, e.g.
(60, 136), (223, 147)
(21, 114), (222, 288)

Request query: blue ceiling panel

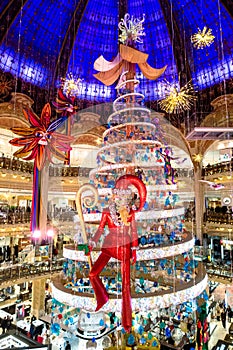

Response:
(67, 0), (119, 101)
(0, 0), (232, 101)
(0, 1), (11, 15)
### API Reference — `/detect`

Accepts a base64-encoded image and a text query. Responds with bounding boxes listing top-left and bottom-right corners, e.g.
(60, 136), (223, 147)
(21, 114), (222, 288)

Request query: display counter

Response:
(229, 323), (233, 335)
(225, 334), (233, 344)
(17, 319), (45, 336)
(0, 309), (15, 322)
(0, 333), (50, 350)
(213, 339), (233, 350)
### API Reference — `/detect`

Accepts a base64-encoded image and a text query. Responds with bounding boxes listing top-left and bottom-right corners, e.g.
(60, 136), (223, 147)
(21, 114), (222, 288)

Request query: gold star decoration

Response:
(192, 154), (203, 163)
(191, 27), (215, 49)
(159, 80), (197, 114)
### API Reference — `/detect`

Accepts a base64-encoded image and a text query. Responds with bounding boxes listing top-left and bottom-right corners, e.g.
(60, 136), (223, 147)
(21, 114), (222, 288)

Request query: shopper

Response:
(227, 305), (233, 322)
(216, 303), (221, 321)
(65, 341), (71, 350)
(1, 317), (7, 334)
(221, 310), (226, 329)
(6, 316), (12, 332)
(31, 315), (36, 322)
(29, 323), (35, 339)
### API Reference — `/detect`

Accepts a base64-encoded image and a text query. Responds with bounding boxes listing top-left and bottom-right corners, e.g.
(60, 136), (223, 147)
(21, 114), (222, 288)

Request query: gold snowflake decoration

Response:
(118, 13), (146, 44)
(192, 153), (203, 163)
(159, 80), (197, 114)
(191, 27), (215, 49)
(61, 72), (82, 97)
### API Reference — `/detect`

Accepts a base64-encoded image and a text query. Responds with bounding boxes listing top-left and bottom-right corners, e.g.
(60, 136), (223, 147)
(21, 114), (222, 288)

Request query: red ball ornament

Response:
(58, 314), (63, 319)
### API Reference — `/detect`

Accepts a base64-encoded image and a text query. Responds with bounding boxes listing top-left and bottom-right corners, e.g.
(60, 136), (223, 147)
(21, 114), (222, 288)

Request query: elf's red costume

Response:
(89, 174), (147, 332)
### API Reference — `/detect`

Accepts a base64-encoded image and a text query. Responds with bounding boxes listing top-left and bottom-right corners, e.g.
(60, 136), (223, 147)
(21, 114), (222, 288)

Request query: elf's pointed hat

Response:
(115, 174), (147, 212)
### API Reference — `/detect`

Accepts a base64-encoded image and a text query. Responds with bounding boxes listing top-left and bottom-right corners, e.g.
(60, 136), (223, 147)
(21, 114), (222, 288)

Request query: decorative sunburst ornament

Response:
(192, 154), (203, 163)
(159, 80), (197, 114)
(61, 72), (82, 97)
(9, 104), (73, 170)
(118, 13), (146, 44)
(191, 27), (215, 49)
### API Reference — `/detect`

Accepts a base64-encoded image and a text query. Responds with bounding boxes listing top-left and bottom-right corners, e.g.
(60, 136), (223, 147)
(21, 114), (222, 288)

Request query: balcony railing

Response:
(202, 160), (233, 176)
(0, 259), (64, 287)
(0, 156), (91, 177)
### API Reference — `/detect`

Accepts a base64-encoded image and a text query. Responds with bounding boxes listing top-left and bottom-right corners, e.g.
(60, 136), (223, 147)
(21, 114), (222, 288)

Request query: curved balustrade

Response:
(63, 231), (194, 262)
(0, 156), (33, 174)
(202, 160), (233, 176)
(0, 208), (31, 224)
(2, 155), (233, 180)
(0, 259), (64, 287)
(51, 264), (207, 312)
(0, 155), (193, 179)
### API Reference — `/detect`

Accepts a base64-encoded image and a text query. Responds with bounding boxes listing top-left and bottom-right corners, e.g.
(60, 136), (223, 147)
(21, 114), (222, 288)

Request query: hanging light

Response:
(192, 154), (203, 163)
(118, 13), (146, 44)
(159, 80), (196, 114)
(32, 229), (41, 239)
(47, 229), (54, 238)
(61, 72), (82, 97)
(191, 27), (215, 49)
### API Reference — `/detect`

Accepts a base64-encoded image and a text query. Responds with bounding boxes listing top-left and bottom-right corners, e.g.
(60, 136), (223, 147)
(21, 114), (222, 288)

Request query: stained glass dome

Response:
(0, 0), (232, 104)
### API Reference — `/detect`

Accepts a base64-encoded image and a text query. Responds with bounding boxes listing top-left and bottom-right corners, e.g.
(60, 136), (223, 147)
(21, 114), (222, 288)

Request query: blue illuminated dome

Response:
(0, 0), (232, 104)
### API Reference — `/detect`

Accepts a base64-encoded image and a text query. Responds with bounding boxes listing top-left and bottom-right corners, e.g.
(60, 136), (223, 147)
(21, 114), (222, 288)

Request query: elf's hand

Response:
(88, 240), (96, 254)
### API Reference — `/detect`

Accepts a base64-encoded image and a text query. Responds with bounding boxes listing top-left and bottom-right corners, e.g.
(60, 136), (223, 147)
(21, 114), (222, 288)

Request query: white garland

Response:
(63, 231), (193, 262)
(51, 273), (207, 312)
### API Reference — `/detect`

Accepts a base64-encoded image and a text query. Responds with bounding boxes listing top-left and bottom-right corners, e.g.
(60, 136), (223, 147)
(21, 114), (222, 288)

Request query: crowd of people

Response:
(215, 302), (233, 329)
(0, 315), (12, 334)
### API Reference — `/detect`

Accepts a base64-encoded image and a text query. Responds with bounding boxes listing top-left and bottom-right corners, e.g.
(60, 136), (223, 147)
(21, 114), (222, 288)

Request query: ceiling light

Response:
(47, 229), (54, 238)
(159, 80), (196, 114)
(118, 13), (146, 44)
(12, 174), (17, 179)
(1, 173), (6, 177)
(61, 72), (82, 97)
(191, 27), (215, 49)
(32, 230), (41, 238)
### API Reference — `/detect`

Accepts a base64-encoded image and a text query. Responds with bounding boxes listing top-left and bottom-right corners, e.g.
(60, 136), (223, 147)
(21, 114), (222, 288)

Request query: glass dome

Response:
(0, 0), (232, 104)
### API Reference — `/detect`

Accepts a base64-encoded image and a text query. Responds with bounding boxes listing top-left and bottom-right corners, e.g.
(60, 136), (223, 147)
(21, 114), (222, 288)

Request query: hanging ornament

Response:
(61, 72), (82, 97)
(159, 80), (196, 114)
(118, 13), (146, 44)
(192, 153), (203, 163)
(191, 27), (215, 49)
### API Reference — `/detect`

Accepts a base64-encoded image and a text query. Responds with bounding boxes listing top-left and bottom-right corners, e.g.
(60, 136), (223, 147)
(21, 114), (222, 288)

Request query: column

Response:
(193, 163), (205, 244)
(31, 278), (46, 318)
(39, 162), (49, 240)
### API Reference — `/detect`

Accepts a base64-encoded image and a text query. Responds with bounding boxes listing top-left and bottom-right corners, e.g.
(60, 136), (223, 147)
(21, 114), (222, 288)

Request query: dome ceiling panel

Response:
(0, 0), (77, 86)
(0, 0), (232, 103)
(172, 0), (233, 89)
(0, 0), (12, 15)
(67, 0), (119, 101)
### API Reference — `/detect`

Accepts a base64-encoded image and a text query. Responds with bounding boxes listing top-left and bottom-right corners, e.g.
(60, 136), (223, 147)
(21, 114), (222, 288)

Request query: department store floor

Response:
(0, 282), (231, 349)
(208, 282), (233, 349)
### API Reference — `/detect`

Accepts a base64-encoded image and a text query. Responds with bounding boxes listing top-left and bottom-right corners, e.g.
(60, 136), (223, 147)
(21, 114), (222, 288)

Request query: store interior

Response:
(0, 1), (233, 350)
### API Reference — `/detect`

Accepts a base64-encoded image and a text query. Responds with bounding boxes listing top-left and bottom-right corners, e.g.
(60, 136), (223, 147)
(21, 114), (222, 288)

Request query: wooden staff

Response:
(75, 184), (98, 268)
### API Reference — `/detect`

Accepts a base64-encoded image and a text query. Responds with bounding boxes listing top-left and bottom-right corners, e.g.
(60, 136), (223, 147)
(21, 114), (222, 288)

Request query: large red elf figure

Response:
(89, 174), (147, 332)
